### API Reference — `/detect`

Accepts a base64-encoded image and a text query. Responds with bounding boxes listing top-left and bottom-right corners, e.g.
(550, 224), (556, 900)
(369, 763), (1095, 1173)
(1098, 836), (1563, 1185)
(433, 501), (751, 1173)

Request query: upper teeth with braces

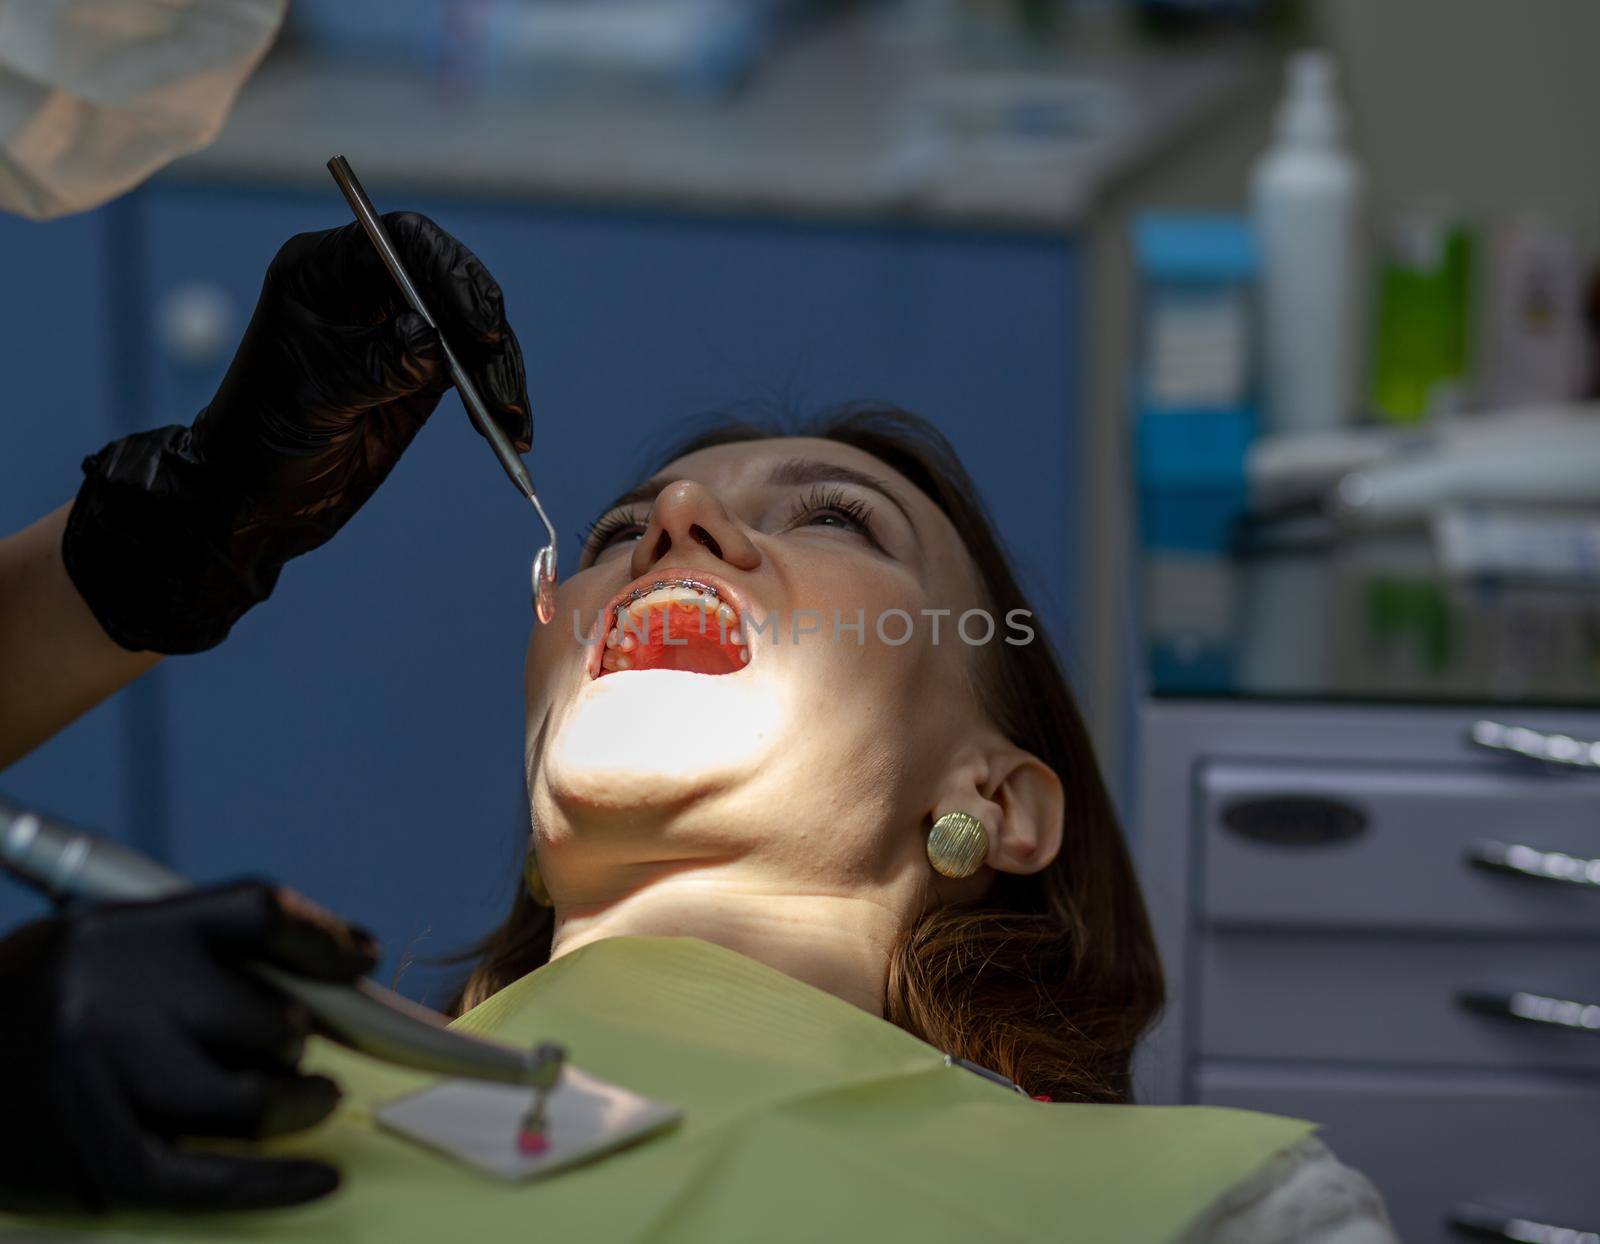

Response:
(621, 577), (721, 608)
(603, 578), (747, 662)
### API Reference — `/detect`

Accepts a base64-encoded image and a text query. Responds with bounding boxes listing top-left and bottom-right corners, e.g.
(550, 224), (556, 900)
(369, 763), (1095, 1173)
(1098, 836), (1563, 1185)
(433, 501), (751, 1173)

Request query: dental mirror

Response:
(532, 507), (558, 625)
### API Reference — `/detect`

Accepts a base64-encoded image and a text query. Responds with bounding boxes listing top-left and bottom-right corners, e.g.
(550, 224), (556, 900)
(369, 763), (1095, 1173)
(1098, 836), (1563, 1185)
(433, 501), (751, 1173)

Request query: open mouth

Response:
(595, 575), (750, 679)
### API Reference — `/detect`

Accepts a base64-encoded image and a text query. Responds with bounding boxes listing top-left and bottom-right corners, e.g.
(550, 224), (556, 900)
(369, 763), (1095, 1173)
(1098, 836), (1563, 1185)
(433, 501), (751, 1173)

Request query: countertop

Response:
(165, 12), (1273, 230)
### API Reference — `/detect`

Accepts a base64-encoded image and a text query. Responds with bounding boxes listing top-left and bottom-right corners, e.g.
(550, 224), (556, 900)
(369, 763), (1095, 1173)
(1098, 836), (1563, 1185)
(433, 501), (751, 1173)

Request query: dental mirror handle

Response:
(325, 155), (538, 507)
(327, 153), (560, 624)
(0, 794), (562, 1091)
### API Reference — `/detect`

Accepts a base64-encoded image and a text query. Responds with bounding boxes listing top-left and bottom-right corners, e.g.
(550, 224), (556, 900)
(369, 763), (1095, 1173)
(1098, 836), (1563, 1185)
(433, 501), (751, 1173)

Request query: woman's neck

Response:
(547, 864), (915, 1016)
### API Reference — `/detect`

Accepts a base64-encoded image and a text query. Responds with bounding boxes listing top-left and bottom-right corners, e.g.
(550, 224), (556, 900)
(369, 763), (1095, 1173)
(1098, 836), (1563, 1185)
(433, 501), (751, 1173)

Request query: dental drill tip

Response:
(517, 1086), (552, 1154)
(514, 1040), (563, 1153)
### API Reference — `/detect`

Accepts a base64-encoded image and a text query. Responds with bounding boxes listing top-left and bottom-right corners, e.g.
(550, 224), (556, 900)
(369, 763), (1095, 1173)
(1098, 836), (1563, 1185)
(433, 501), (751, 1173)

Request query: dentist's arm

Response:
(0, 504), (161, 767)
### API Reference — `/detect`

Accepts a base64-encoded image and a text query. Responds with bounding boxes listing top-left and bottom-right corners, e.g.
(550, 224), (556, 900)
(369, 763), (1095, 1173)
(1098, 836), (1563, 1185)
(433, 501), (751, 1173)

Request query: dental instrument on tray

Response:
(0, 794), (566, 1130)
(326, 154), (559, 624)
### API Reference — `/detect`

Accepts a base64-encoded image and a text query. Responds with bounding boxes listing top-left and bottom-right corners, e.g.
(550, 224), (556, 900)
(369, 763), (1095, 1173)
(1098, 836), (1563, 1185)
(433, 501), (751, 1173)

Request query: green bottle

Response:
(1370, 216), (1475, 423)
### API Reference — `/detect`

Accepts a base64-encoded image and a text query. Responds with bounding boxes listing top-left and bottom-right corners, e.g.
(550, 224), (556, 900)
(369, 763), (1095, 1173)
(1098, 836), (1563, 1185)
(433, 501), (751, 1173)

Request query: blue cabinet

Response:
(9, 181), (1081, 1001)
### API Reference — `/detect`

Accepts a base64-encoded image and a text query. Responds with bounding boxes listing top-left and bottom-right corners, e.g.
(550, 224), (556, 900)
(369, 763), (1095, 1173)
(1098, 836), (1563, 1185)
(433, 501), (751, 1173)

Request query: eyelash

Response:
(579, 485), (879, 559)
(782, 486), (878, 540)
(579, 508), (647, 560)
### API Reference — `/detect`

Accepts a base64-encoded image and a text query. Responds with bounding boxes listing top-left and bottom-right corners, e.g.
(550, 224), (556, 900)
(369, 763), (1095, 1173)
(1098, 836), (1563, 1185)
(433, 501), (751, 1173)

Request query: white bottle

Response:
(1251, 51), (1365, 432)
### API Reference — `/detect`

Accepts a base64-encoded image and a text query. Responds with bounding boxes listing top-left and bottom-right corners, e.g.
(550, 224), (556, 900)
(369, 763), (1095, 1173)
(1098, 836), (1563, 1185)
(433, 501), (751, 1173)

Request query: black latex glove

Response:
(0, 879), (379, 1213)
(62, 212), (532, 654)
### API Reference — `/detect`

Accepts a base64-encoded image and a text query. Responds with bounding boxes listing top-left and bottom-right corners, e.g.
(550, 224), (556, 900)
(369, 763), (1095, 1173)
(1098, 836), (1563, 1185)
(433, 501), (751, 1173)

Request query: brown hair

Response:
(451, 404), (1164, 1103)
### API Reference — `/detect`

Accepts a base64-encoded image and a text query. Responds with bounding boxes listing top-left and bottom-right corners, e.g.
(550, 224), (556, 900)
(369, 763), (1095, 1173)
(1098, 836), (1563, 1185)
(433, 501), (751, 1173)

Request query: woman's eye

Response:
(581, 514), (648, 560)
(804, 508), (862, 531)
(597, 525), (645, 552)
(781, 488), (880, 548)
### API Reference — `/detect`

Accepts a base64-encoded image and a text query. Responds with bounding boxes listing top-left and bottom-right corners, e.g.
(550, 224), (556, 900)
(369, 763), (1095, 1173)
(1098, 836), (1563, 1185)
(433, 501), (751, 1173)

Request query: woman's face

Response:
(523, 436), (998, 904)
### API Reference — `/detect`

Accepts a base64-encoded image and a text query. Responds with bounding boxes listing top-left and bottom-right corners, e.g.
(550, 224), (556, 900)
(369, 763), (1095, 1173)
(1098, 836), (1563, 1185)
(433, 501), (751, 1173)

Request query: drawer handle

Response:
(1449, 1202), (1599, 1242)
(1467, 840), (1600, 889)
(1469, 720), (1600, 772)
(1456, 990), (1600, 1034)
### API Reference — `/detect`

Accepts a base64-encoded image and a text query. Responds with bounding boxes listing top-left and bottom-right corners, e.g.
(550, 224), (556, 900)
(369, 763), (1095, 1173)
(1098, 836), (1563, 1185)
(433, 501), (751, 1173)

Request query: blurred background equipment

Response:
(1123, 4), (1600, 1239)
(1250, 49), (1363, 434)
(1133, 212), (1257, 695)
(291, 0), (810, 100)
(1370, 213), (1475, 423)
(1485, 214), (1588, 409)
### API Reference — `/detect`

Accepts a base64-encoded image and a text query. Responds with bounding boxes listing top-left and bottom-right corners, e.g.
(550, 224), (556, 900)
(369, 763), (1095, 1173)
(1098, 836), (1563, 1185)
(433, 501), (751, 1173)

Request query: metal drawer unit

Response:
(1202, 761), (1600, 934)
(1134, 703), (1600, 1244)
(1195, 1064), (1600, 1237)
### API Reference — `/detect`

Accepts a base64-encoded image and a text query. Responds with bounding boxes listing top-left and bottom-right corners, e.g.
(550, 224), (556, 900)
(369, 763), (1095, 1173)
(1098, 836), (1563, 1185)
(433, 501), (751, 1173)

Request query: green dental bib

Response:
(12, 936), (1313, 1242)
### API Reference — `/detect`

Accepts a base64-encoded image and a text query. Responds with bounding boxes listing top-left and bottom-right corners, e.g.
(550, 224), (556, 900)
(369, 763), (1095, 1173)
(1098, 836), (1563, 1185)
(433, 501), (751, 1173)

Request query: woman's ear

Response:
(981, 748), (1064, 876)
(931, 746), (1063, 881)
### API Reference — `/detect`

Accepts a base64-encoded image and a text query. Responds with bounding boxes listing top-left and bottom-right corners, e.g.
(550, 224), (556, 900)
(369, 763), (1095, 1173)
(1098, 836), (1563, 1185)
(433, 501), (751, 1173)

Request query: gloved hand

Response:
(0, 879), (379, 1213)
(62, 212), (532, 654)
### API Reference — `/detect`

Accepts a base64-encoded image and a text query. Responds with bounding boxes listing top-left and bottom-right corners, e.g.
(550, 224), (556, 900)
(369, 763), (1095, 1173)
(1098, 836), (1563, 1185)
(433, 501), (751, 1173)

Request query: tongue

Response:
(627, 603), (741, 675)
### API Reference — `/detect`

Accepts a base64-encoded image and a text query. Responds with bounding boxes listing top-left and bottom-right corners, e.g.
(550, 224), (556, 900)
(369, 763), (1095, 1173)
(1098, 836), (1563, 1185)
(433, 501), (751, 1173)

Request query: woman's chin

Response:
(542, 667), (787, 812)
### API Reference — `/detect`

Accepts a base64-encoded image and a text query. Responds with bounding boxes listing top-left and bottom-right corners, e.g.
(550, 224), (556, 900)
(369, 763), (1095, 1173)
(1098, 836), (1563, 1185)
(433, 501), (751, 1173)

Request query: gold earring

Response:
(926, 811), (988, 879)
(524, 842), (553, 908)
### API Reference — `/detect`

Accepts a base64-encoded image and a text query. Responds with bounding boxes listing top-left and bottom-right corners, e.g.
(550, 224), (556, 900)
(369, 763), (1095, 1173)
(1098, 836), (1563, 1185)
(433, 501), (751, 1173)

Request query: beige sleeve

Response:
(1174, 1136), (1401, 1244)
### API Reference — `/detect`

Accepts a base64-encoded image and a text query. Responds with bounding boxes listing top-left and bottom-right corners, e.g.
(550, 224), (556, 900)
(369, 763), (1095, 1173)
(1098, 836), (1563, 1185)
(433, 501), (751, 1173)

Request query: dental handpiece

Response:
(326, 154), (559, 625)
(0, 794), (564, 1096)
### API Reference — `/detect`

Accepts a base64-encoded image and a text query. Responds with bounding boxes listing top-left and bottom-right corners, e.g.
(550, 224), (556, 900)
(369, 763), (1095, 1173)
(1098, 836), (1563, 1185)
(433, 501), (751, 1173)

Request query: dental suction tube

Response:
(0, 795), (563, 1092)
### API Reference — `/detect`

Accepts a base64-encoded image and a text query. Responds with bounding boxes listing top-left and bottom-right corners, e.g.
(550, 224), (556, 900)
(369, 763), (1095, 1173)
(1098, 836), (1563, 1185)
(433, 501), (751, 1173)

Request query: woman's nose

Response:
(630, 479), (761, 578)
